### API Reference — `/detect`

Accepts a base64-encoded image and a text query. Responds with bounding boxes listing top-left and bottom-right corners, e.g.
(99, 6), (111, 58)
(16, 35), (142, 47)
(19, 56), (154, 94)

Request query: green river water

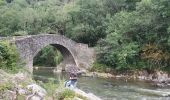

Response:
(33, 67), (170, 100)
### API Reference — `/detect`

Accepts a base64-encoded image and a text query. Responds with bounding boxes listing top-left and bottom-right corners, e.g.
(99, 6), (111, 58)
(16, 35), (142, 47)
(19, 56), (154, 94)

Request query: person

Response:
(65, 72), (78, 89)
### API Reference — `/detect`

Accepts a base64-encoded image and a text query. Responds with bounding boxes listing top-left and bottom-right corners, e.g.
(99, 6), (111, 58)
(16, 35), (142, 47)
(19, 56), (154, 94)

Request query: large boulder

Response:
(26, 84), (47, 100)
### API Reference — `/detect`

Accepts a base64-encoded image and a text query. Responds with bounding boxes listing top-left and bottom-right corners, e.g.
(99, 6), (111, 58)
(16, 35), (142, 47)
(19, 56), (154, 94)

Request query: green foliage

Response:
(0, 0), (170, 71)
(64, 0), (107, 46)
(98, 39), (139, 70)
(57, 88), (75, 100)
(64, 0), (125, 46)
(13, 31), (28, 36)
(39, 78), (58, 98)
(97, 0), (170, 71)
(39, 79), (76, 100)
(0, 83), (13, 92)
(0, 8), (20, 36)
(0, 41), (19, 72)
(91, 62), (111, 72)
(33, 45), (63, 67)
(0, 0), (65, 36)
(0, 0), (124, 46)
(0, 0), (6, 6)
(140, 44), (170, 70)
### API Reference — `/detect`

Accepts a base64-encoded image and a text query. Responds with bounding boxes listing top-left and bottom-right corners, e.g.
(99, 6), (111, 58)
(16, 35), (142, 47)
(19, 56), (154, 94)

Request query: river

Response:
(33, 67), (170, 100)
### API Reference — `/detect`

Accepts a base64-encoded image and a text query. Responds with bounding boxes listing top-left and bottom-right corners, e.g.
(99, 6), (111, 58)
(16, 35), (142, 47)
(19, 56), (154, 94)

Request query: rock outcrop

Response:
(0, 70), (47, 100)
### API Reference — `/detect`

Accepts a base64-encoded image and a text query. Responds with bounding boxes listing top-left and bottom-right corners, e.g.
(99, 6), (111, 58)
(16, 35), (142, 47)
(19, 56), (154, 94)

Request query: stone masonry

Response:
(0, 34), (95, 72)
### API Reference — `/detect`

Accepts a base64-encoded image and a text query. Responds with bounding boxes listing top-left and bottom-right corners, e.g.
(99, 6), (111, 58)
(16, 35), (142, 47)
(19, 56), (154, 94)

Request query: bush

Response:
(55, 80), (75, 100)
(39, 79), (76, 100)
(0, 83), (13, 92)
(39, 78), (58, 99)
(90, 62), (111, 73)
(97, 40), (140, 71)
(13, 31), (28, 36)
(57, 89), (75, 100)
(0, 41), (19, 72)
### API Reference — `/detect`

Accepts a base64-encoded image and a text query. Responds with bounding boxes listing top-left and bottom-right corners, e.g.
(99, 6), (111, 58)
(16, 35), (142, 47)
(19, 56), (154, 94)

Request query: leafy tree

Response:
(0, 0), (170, 71)
(0, 41), (19, 72)
(63, 0), (125, 46)
(97, 0), (170, 70)
(0, 8), (20, 36)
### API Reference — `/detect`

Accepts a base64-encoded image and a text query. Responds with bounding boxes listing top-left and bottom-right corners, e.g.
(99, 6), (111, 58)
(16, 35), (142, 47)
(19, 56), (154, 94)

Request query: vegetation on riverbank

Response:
(1, 0), (169, 72)
(1, 1), (169, 99)
(0, 41), (87, 99)
(39, 79), (88, 100)
(0, 41), (20, 73)
(0, 69), (90, 100)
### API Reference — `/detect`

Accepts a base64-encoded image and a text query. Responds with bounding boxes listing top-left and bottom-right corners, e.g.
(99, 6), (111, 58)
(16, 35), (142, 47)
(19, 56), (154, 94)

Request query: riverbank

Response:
(0, 69), (49, 100)
(83, 70), (170, 87)
(0, 69), (102, 100)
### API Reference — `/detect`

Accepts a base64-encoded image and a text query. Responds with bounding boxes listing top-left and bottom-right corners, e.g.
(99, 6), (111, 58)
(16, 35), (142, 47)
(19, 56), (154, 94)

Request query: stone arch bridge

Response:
(0, 34), (95, 72)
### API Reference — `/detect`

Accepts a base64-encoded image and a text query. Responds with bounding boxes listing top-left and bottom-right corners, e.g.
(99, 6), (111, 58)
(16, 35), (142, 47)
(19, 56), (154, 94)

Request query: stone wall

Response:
(4, 34), (95, 72)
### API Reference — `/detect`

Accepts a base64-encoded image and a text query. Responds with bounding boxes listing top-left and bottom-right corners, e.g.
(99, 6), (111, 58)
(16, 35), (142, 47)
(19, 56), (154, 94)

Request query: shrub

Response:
(57, 89), (75, 100)
(0, 41), (19, 72)
(90, 62), (111, 73)
(13, 31), (28, 36)
(0, 83), (13, 92)
(39, 79), (76, 100)
(39, 78), (58, 99)
(141, 44), (170, 70)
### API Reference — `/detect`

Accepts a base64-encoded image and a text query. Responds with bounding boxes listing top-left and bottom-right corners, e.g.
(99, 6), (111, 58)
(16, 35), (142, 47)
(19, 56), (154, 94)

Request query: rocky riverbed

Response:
(83, 70), (170, 87)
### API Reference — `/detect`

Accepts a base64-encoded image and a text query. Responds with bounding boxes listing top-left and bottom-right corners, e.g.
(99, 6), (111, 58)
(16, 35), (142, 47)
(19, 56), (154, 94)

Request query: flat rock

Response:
(73, 88), (102, 100)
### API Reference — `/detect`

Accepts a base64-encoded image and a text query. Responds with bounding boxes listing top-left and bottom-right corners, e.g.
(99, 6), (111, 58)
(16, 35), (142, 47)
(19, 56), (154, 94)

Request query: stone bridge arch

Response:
(7, 34), (95, 72)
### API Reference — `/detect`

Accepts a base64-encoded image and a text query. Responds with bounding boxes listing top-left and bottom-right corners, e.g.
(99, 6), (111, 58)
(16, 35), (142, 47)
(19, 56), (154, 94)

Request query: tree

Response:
(97, 0), (170, 70)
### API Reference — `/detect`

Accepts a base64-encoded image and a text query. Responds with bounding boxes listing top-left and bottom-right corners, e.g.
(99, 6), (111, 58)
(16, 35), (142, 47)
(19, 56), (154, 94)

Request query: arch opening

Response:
(33, 44), (76, 72)
(33, 45), (63, 67)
